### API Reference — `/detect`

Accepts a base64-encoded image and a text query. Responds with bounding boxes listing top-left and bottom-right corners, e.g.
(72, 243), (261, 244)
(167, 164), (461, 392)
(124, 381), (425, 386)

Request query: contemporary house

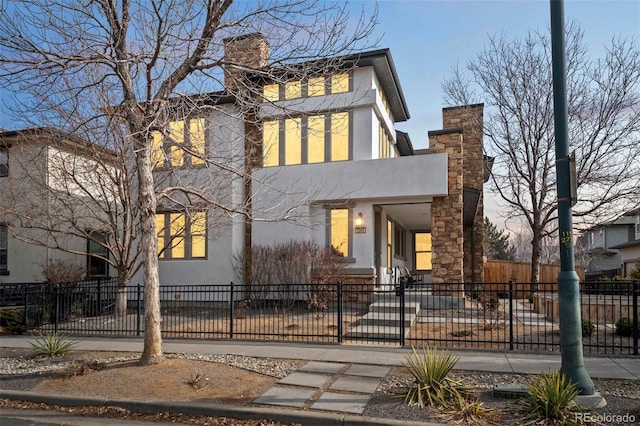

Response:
(2, 33), (488, 295)
(577, 210), (638, 279)
(139, 33), (487, 293)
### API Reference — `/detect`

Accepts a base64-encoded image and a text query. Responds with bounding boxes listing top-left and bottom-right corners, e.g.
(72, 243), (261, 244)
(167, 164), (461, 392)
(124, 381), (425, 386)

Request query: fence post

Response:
(633, 280), (638, 356)
(229, 282), (234, 339)
(54, 283), (60, 335)
(508, 280), (514, 351)
(136, 284), (141, 336)
(399, 281), (405, 347)
(337, 281), (343, 344)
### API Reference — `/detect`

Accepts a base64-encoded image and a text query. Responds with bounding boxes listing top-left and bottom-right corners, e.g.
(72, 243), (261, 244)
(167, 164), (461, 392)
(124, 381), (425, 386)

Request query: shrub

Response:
(39, 259), (85, 284)
(615, 317), (634, 337)
(512, 371), (584, 425)
(0, 309), (28, 334)
(581, 319), (595, 337)
(30, 333), (77, 358)
(402, 346), (470, 407)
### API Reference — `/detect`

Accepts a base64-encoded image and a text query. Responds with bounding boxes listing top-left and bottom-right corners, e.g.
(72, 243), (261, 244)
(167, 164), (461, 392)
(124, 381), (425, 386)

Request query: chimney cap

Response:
(223, 32), (269, 46)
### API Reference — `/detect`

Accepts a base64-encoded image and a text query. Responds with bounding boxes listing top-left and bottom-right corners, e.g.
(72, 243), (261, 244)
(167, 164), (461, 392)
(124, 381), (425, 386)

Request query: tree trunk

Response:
(135, 143), (165, 365)
(530, 231), (542, 285)
(114, 284), (128, 318)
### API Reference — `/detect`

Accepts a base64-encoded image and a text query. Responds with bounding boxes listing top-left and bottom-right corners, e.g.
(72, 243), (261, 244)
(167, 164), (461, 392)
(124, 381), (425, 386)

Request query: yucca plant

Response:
(30, 333), (77, 358)
(402, 346), (469, 407)
(513, 371), (585, 425)
(441, 396), (496, 425)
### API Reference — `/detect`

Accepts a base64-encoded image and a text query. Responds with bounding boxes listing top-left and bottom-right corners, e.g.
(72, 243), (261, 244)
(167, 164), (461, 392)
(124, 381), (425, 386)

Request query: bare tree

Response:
(443, 23), (640, 283)
(0, 0), (377, 364)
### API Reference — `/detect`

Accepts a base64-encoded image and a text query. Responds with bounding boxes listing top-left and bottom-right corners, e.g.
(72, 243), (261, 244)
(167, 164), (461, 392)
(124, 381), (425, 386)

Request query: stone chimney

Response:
(223, 33), (270, 91)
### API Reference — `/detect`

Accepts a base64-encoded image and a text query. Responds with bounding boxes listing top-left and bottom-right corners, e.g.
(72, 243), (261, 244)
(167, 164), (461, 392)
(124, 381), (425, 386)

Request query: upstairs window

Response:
(262, 73), (351, 102)
(0, 146), (8, 177)
(262, 111), (350, 167)
(156, 212), (207, 260)
(151, 118), (205, 169)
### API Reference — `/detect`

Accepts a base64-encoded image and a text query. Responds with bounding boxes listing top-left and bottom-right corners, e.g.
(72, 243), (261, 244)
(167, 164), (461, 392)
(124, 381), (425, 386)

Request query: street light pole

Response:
(549, 0), (595, 395)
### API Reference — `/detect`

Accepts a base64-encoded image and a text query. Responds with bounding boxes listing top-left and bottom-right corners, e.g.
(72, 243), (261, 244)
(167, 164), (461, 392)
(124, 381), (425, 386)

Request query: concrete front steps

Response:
(345, 300), (420, 341)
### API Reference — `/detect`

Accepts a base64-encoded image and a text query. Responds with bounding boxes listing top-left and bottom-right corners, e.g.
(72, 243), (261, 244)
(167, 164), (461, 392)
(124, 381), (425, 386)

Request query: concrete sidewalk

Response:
(1, 336), (638, 426)
(1, 336), (637, 379)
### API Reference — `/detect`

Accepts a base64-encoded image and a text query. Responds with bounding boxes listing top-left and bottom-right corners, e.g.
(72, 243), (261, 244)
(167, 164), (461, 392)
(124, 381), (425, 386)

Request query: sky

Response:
(1, 0), (638, 229)
(359, 0), (640, 150)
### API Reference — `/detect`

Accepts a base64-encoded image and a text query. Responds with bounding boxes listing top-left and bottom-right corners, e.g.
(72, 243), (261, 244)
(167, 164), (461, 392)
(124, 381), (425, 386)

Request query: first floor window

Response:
(156, 212), (207, 260)
(87, 232), (109, 277)
(329, 208), (350, 258)
(0, 225), (7, 272)
(415, 232), (432, 271)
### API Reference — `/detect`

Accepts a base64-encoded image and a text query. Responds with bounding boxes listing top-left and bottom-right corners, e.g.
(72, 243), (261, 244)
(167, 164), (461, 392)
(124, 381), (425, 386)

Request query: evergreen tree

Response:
(484, 217), (516, 261)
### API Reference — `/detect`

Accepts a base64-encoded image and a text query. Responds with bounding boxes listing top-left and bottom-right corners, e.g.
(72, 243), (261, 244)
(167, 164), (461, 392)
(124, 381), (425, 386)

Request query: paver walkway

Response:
(253, 361), (391, 414)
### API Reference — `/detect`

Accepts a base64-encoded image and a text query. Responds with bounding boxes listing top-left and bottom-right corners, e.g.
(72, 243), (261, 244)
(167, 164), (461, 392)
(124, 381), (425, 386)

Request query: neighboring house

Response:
(609, 208), (640, 278)
(577, 210), (637, 279)
(0, 129), (114, 283)
(134, 33), (487, 293)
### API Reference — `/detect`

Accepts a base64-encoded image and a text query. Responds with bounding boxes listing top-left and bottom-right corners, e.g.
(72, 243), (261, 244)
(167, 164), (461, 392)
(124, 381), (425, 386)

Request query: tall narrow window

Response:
(284, 117), (302, 165)
(0, 146), (8, 177)
(156, 212), (207, 260)
(263, 120), (280, 167)
(190, 118), (205, 165)
(307, 114), (325, 164)
(415, 232), (432, 271)
(169, 120), (185, 167)
(330, 208), (350, 257)
(0, 225), (7, 273)
(87, 232), (109, 278)
(330, 112), (349, 161)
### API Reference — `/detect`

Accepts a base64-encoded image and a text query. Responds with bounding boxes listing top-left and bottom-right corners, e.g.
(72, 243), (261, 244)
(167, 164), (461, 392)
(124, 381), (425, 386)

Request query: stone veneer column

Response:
(429, 129), (465, 296)
(443, 104), (485, 284)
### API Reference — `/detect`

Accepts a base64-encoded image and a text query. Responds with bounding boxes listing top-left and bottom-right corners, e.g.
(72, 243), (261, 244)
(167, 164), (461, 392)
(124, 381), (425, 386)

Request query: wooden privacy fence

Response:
(484, 260), (585, 285)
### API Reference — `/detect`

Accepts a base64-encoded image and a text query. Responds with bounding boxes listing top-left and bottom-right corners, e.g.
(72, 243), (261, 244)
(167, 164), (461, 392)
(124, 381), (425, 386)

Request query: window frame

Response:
(156, 211), (207, 261)
(414, 231), (433, 272)
(151, 117), (206, 169)
(394, 223), (407, 259)
(262, 111), (352, 167)
(326, 207), (354, 261)
(86, 231), (109, 278)
(262, 72), (352, 102)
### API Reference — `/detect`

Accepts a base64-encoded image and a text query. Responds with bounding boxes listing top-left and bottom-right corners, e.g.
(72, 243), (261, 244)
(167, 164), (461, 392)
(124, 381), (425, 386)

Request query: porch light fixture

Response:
(355, 212), (364, 227)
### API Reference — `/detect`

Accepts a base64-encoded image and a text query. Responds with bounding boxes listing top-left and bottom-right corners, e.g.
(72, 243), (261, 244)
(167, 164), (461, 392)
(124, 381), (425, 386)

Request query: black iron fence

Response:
(1, 279), (637, 356)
